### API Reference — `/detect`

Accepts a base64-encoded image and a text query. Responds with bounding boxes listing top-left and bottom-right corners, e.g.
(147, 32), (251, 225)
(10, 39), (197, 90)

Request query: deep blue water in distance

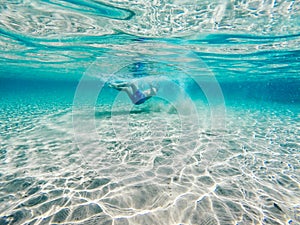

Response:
(0, 1), (299, 224)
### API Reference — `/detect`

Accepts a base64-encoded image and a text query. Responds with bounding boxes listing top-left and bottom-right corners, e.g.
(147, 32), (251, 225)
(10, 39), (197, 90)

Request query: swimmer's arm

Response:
(144, 86), (157, 97)
(149, 84), (158, 96)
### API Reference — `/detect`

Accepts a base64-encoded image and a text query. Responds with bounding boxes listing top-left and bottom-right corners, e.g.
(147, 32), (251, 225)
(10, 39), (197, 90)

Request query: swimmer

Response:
(109, 81), (157, 105)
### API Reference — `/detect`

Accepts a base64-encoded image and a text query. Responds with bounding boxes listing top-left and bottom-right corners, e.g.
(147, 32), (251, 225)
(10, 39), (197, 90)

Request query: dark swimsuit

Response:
(130, 90), (151, 105)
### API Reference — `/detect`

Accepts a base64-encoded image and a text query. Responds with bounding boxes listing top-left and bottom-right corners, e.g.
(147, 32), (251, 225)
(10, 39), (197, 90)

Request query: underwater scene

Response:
(0, 0), (299, 224)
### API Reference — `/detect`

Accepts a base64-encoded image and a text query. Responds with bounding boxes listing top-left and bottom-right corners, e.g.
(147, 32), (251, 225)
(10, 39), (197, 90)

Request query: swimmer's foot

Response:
(109, 81), (130, 89)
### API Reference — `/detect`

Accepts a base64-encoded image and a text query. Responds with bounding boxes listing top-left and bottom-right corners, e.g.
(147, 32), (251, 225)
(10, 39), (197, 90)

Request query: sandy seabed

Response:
(0, 100), (299, 225)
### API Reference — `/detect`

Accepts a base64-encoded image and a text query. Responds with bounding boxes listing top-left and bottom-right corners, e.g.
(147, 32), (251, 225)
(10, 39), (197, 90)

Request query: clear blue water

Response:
(0, 1), (300, 225)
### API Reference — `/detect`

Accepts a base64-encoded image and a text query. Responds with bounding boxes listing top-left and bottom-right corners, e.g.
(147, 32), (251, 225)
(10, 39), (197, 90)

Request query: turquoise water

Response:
(0, 1), (300, 224)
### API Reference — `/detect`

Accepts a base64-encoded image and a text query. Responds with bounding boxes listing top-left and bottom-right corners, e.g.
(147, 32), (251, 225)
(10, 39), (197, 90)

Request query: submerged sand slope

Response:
(0, 101), (299, 224)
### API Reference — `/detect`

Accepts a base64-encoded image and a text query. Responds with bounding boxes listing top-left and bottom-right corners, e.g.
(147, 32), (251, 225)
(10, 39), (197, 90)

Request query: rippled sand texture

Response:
(0, 101), (299, 225)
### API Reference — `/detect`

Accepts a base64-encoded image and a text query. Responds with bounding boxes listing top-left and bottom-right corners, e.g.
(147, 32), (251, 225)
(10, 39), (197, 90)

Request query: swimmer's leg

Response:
(109, 84), (123, 91)
(109, 84), (133, 97)
(123, 87), (133, 98)
(130, 83), (138, 93)
(109, 81), (130, 89)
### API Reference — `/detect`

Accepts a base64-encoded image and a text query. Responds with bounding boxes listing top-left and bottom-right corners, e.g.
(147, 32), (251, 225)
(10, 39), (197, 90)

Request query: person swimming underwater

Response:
(109, 81), (157, 105)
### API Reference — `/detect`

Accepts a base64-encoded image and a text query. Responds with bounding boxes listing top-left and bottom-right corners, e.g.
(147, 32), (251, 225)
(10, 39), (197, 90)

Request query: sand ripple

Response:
(0, 101), (299, 224)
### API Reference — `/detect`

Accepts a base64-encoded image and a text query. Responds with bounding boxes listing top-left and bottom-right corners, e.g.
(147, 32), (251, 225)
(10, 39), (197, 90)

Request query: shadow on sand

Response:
(95, 108), (151, 118)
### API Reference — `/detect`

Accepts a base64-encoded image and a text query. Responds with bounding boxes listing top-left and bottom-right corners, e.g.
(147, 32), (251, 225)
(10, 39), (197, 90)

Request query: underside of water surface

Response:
(0, 0), (299, 225)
